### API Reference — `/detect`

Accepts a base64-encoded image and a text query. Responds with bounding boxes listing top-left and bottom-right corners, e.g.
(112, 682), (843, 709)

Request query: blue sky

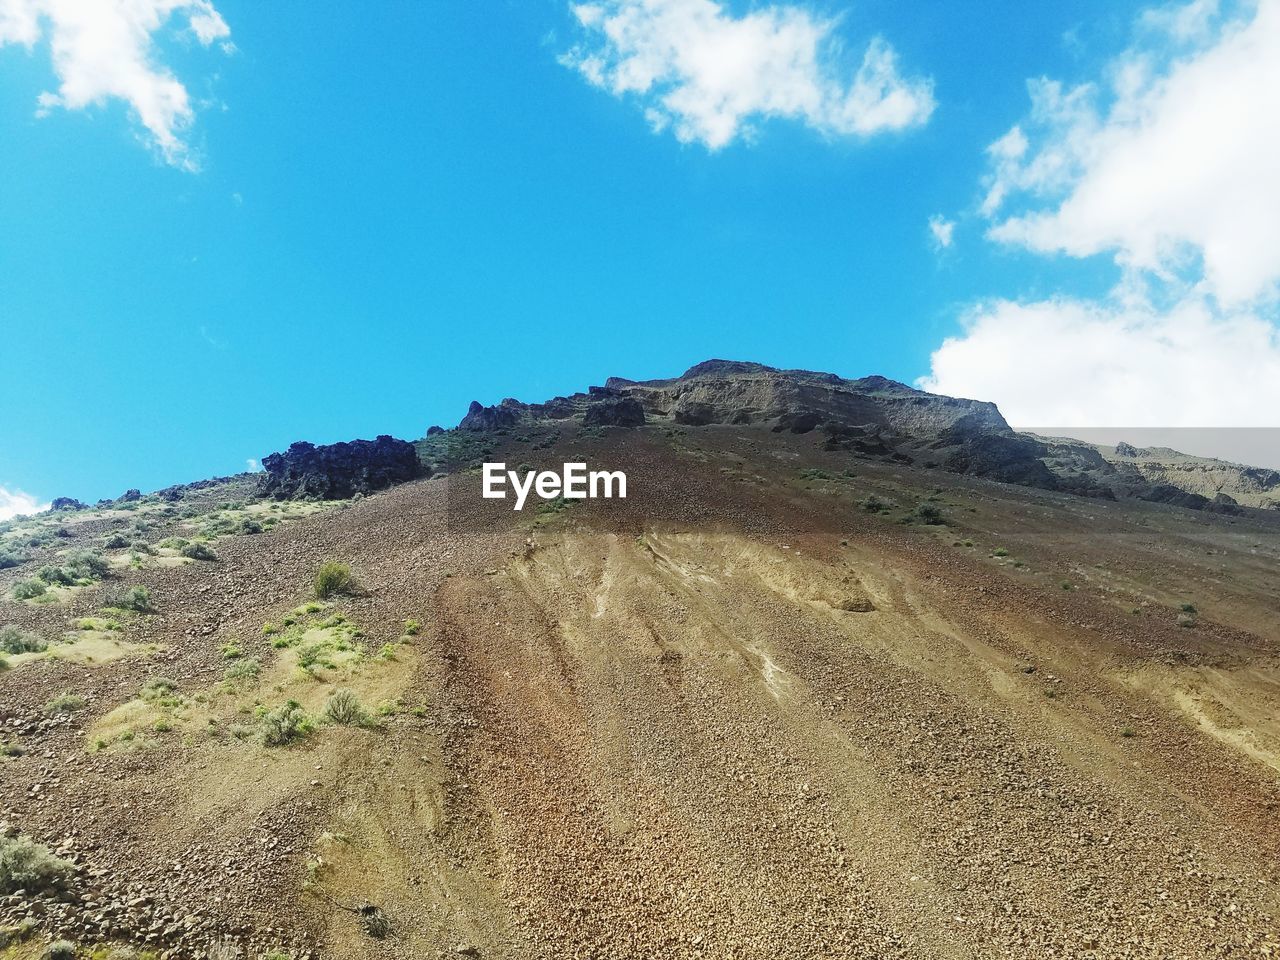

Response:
(2, 0), (1278, 512)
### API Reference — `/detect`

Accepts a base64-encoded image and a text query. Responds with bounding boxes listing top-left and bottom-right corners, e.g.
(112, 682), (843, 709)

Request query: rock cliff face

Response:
(457, 360), (1059, 490)
(446, 360), (1280, 512)
(259, 435), (424, 500)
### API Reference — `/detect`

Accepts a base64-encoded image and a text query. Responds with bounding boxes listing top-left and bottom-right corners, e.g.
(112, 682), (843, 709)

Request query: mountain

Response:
(2, 360), (1279, 960)
(448, 359), (1275, 512)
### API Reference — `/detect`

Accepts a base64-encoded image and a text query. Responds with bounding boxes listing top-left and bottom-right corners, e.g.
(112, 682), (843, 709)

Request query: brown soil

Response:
(2, 427), (1279, 959)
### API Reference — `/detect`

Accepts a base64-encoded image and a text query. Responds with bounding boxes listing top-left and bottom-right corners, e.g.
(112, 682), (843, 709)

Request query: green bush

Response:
(11, 579), (46, 600)
(157, 537), (188, 550)
(0, 834), (72, 893)
(260, 700), (311, 746)
(44, 692), (86, 715)
(0, 550), (23, 569)
(224, 658), (261, 682)
(64, 549), (108, 580)
(103, 533), (130, 549)
(181, 542), (218, 561)
(0, 626), (46, 655)
(913, 503), (945, 525)
(238, 517), (263, 535)
(103, 584), (152, 612)
(140, 677), (179, 703)
(323, 688), (370, 727)
(42, 940), (76, 960)
(313, 561), (354, 599)
(36, 565), (74, 586)
(403, 618), (421, 636)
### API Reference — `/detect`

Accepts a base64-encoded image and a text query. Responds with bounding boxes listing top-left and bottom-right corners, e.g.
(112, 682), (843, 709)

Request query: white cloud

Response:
(927, 1), (1280, 435)
(246, 458), (260, 473)
(560, 0), (934, 149)
(0, 486), (48, 521)
(928, 214), (954, 249)
(980, 0), (1280, 306)
(920, 294), (1280, 427)
(0, 0), (231, 169)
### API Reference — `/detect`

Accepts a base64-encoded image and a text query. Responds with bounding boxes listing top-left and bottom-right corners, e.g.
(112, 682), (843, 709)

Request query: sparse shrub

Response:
(1180, 602), (1198, 614)
(0, 626), (46, 655)
(140, 677), (179, 703)
(42, 939), (77, 960)
(103, 584), (152, 612)
(224, 659), (261, 682)
(860, 495), (887, 513)
(260, 700), (311, 746)
(157, 537), (189, 550)
(104, 533), (130, 549)
(220, 642), (243, 660)
(44, 692), (86, 714)
(64, 548), (108, 580)
(0, 655), (8, 671)
(0, 834), (72, 893)
(913, 503), (945, 525)
(992, 548), (1009, 558)
(313, 561), (354, 600)
(181, 542), (218, 561)
(1061, 581), (1074, 590)
(0, 550), (23, 569)
(262, 623), (279, 636)
(296, 643), (327, 670)
(1120, 727), (1136, 738)
(36, 564), (74, 586)
(403, 618), (420, 636)
(237, 517), (263, 535)
(323, 688), (370, 727)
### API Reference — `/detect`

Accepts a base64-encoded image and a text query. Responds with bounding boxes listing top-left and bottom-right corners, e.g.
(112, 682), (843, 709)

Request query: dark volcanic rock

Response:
(940, 432), (1059, 487)
(426, 425), (445, 435)
(583, 396), (646, 428)
(460, 400), (525, 432)
(260, 435), (425, 500)
(50, 497), (86, 511)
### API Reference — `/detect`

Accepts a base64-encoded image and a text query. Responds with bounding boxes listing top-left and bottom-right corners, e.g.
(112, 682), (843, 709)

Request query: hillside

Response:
(1, 363), (1279, 959)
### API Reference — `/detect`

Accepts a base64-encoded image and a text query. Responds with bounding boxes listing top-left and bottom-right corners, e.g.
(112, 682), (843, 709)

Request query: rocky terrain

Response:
(1, 361), (1279, 960)
(455, 360), (1277, 511)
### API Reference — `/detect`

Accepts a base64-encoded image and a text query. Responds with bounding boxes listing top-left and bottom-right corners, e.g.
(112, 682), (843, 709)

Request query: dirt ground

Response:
(2, 426), (1278, 959)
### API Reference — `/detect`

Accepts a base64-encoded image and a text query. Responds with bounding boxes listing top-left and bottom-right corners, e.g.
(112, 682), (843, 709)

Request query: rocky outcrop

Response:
(448, 358), (1279, 513)
(259, 435), (424, 500)
(49, 497), (86, 511)
(460, 399), (526, 432)
(583, 396), (645, 428)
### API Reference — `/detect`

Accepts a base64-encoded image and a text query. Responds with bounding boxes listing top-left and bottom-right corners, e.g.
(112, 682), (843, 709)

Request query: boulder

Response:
(260, 435), (425, 500)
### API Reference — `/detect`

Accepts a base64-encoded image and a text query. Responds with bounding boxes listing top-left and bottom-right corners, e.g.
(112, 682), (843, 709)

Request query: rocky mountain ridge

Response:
(450, 359), (1276, 512)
